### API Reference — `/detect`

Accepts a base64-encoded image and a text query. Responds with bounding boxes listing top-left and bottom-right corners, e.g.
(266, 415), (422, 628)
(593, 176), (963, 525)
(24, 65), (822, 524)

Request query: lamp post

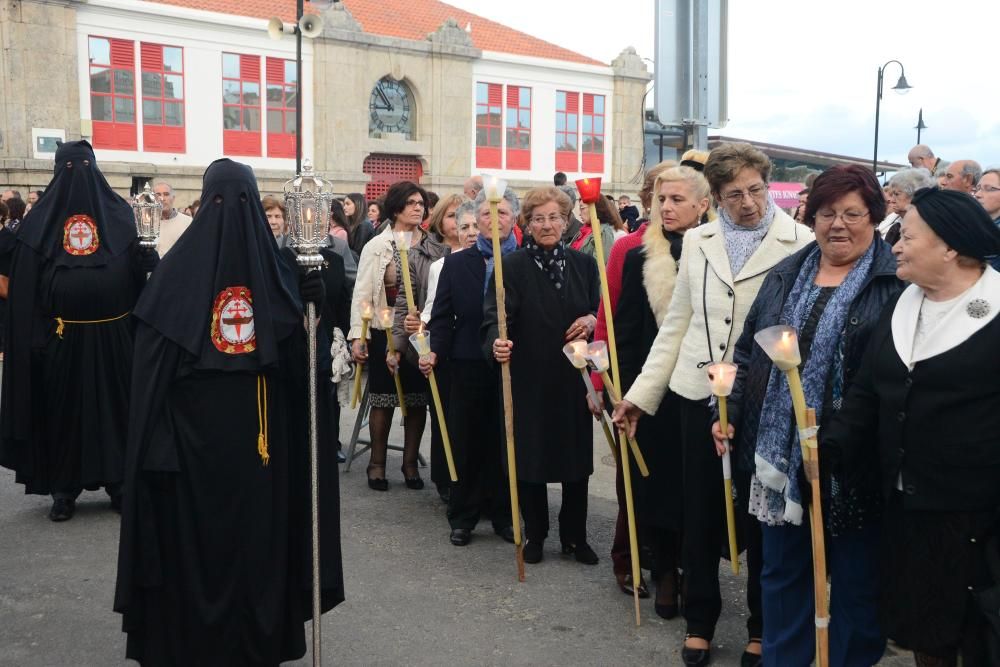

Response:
(283, 158), (335, 667)
(872, 59), (912, 174)
(915, 108), (928, 145)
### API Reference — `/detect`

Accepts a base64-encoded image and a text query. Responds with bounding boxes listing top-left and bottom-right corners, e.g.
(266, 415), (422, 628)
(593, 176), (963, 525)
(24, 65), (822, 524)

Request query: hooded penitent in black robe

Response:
(113, 159), (344, 666)
(0, 140), (143, 497)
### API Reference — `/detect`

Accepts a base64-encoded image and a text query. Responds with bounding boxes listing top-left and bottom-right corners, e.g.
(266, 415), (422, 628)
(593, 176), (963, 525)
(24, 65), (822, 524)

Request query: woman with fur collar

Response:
(612, 166), (710, 621)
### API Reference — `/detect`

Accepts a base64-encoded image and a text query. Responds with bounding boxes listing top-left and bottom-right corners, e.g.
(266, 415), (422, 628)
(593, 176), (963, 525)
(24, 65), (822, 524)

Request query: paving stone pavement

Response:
(0, 401), (912, 666)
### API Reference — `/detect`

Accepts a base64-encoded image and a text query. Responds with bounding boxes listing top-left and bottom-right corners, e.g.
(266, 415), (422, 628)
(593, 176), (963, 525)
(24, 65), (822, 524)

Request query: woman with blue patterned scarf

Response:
(714, 165), (903, 666)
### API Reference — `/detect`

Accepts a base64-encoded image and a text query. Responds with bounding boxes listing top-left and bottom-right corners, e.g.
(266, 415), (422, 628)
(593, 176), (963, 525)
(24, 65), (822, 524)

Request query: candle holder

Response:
(378, 306), (407, 417)
(706, 362), (740, 575)
(562, 342), (617, 459)
(351, 302), (374, 409)
(409, 330), (457, 482)
(281, 158), (335, 666)
(482, 171), (524, 580)
(574, 176), (602, 204)
(754, 325), (829, 666)
(131, 182), (162, 251)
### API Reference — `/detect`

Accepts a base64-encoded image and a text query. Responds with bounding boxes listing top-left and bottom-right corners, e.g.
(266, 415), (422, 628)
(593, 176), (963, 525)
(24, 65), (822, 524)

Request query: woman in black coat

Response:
(615, 165), (710, 617)
(483, 186), (600, 566)
(824, 187), (1000, 667)
(716, 166), (902, 667)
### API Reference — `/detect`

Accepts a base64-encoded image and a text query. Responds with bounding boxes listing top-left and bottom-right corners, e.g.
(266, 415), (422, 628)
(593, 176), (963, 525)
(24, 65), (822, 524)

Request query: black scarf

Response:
(523, 236), (567, 289)
(133, 159), (302, 373)
(17, 140), (136, 268)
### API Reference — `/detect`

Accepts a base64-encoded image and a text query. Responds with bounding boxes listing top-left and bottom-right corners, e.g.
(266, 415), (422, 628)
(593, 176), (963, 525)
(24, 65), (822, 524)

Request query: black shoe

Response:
(681, 647), (710, 666)
(366, 465), (388, 491)
(740, 650), (762, 667)
(561, 541), (599, 565)
(449, 528), (471, 546)
(681, 639), (711, 667)
(336, 449), (347, 464)
(401, 466), (424, 490)
(523, 540), (544, 564)
(494, 525), (515, 543)
(617, 572), (650, 599)
(110, 495), (123, 514)
(49, 498), (75, 522)
(655, 569), (679, 619)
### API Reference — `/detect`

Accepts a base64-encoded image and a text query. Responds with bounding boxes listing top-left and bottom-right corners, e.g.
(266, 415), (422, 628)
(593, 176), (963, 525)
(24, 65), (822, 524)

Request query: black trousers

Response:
(678, 396), (763, 642)
(519, 479), (588, 545)
(445, 361), (510, 531)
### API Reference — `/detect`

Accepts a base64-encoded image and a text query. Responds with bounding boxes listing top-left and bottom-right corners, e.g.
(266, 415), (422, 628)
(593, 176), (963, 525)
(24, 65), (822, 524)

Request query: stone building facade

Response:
(0, 0), (650, 205)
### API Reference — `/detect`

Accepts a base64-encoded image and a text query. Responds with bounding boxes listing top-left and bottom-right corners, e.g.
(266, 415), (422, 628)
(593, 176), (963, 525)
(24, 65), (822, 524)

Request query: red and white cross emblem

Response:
(210, 286), (257, 354)
(62, 215), (100, 256)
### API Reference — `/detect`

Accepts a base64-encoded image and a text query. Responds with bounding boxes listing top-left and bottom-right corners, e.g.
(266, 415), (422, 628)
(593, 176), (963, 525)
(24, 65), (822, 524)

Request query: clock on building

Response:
(369, 78), (413, 138)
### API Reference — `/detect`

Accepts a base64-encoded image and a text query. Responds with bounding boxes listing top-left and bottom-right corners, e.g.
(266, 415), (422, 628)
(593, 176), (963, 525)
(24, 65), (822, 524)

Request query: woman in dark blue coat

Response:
(715, 166), (902, 667)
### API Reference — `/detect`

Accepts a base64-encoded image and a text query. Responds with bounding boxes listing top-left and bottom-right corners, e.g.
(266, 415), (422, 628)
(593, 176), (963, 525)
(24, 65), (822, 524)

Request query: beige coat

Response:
(624, 209), (813, 412)
(348, 224), (397, 339)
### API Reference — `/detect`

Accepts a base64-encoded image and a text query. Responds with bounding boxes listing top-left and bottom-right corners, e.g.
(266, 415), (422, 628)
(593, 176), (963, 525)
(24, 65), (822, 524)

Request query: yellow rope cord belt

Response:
(257, 375), (270, 466)
(54, 311), (130, 339)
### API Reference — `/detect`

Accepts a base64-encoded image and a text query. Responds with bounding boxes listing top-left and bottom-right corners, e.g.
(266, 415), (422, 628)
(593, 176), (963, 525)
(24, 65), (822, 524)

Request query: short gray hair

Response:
(934, 161), (951, 178)
(473, 187), (520, 218)
(960, 160), (984, 186)
(152, 180), (174, 194)
(888, 168), (936, 196)
(454, 198), (478, 222)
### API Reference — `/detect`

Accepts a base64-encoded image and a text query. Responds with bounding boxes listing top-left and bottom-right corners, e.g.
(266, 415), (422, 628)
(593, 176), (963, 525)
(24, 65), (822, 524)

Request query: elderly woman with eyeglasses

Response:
(483, 186), (601, 566)
(614, 142), (813, 666)
(881, 168), (936, 246)
(823, 188), (1000, 666)
(715, 165), (903, 666)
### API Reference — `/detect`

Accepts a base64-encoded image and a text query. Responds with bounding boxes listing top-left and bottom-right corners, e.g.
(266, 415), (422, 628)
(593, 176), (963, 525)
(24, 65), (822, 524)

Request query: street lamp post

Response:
(872, 59), (912, 174)
(915, 108), (928, 145)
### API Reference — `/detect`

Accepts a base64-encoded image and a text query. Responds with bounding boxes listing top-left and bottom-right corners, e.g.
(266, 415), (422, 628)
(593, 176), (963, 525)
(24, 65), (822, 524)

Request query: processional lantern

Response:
(131, 182), (162, 250)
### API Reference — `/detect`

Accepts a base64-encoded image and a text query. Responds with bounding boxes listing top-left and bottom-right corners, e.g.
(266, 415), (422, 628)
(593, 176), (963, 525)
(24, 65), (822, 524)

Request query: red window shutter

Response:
(476, 147), (501, 169)
(582, 94), (594, 115)
(266, 57), (284, 84)
(241, 55), (260, 80)
(141, 43), (162, 70)
(488, 83), (502, 106)
(566, 92), (579, 114)
(110, 39), (133, 68)
(582, 153), (604, 173)
(555, 151), (578, 172)
(506, 86), (518, 108)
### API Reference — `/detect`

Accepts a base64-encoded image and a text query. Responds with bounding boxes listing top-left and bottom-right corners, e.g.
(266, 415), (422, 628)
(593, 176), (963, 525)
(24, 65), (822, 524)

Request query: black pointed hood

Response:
(17, 140), (136, 267)
(133, 158), (302, 372)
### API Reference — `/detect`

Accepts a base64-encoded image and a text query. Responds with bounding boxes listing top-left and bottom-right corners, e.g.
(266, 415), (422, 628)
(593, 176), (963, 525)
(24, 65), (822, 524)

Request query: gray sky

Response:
(448, 0), (997, 168)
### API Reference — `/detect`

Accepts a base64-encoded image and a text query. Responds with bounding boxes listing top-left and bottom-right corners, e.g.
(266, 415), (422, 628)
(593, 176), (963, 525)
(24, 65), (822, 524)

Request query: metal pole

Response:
(295, 0), (303, 175)
(306, 297), (322, 667)
(872, 66), (883, 175)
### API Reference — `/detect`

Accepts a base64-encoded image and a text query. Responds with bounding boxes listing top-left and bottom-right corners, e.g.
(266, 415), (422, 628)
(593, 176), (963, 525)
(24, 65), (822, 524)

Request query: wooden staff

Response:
(577, 182), (621, 389)
(599, 372), (649, 478)
(786, 389), (829, 667)
(616, 420), (642, 626)
(718, 395), (740, 575)
(488, 190), (525, 581)
(396, 233), (457, 482)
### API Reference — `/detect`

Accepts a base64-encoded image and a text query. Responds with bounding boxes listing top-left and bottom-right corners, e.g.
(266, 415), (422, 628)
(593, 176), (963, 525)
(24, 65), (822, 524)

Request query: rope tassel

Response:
(257, 375), (270, 466)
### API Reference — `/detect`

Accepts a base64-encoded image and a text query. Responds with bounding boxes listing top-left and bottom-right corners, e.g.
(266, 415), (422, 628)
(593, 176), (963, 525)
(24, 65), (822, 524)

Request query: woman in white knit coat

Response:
(613, 142), (813, 667)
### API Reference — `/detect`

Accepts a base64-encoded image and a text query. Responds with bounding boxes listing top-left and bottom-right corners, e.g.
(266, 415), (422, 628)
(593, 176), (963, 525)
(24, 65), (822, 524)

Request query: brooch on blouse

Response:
(967, 298), (990, 319)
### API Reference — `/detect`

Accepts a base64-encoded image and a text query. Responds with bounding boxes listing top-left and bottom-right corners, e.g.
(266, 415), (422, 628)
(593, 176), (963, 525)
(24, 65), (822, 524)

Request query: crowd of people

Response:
(1, 137), (999, 666)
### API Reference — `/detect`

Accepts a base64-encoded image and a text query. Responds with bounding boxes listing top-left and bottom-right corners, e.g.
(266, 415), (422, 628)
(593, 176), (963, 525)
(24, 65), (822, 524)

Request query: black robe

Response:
(114, 159), (344, 666)
(0, 141), (141, 496)
(481, 248), (600, 483)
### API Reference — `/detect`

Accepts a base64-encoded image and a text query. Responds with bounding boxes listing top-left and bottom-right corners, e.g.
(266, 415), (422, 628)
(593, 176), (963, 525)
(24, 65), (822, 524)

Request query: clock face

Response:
(369, 79), (412, 136)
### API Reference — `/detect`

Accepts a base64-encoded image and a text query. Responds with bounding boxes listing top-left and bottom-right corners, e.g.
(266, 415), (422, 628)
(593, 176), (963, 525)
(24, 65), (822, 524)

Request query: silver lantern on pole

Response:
(282, 157), (334, 667)
(131, 182), (162, 250)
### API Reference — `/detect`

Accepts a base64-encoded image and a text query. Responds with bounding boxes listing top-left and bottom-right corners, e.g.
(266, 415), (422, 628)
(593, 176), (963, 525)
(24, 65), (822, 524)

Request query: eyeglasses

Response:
(815, 210), (870, 225)
(973, 184), (1000, 194)
(404, 199), (425, 209)
(529, 213), (565, 226)
(720, 184), (768, 204)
